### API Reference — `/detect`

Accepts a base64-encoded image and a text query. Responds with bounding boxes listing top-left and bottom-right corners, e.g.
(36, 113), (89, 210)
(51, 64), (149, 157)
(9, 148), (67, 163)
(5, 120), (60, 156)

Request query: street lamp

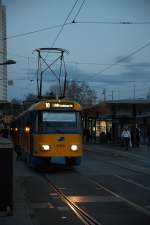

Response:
(0, 59), (16, 65)
(0, 60), (16, 83)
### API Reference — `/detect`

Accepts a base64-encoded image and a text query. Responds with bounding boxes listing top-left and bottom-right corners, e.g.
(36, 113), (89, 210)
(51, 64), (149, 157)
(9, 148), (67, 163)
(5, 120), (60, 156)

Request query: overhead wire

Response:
(6, 40), (150, 84)
(1, 20), (149, 41)
(38, 0), (87, 96)
(5, 40), (150, 81)
(39, 0), (81, 72)
(3, 0), (87, 70)
(2, 1), (150, 85)
(72, 0), (87, 22)
(67, 61), (134, 66)
(51, 0), (80, 47)
(1, 23), (72, 40)
(4, 3), (149, 100)
(73, 20), (150, 25)
(95, 41), (150, 75)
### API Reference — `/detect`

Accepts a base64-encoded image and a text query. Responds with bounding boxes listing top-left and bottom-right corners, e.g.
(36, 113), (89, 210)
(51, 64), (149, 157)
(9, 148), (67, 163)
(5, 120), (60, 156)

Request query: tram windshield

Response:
(43, 112), (76, 123)
(36, 111), (81, 132)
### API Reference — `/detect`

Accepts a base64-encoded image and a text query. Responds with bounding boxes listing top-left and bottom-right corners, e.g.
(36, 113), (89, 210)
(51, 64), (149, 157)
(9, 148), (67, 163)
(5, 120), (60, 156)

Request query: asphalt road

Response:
(12, 148), (150, 225)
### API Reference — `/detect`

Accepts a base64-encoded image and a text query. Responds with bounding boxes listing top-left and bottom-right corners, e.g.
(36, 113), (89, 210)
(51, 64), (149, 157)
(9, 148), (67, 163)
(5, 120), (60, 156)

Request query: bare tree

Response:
(23, 80), (97, 108)
(47, 80), (97, 108)
(11, 98), (21, 104)
(23, 93), (38, 109)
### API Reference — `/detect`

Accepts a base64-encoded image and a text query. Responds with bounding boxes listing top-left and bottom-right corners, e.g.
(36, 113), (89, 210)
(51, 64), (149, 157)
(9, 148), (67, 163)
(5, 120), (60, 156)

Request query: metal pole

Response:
(133, 84), (136, 99)
(112, 90), (114, 100)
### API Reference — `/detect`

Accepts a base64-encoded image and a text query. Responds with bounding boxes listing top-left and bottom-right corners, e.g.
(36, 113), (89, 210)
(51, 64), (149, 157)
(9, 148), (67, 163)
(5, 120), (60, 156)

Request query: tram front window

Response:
(37, 111), (81, 132)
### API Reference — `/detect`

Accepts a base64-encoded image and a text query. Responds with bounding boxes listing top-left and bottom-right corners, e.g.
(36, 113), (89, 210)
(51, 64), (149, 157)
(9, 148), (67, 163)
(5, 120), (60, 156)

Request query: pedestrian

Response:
(84, 128), (90, 143)
(0, 127), (9, 138)
(130, 128), (134, 147)
(146, 127), (150, 148)
(121, 127), (131, 151)
(15, 145), (22, 160)
(135, 127), (140, 147)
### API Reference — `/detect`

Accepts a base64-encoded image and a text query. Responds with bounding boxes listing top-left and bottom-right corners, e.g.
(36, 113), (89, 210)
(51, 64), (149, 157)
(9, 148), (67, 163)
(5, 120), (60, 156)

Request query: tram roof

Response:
(14, 99), (81, 120)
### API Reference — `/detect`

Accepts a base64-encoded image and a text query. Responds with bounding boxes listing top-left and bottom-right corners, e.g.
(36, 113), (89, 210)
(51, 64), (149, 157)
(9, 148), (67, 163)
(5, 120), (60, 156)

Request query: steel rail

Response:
(114, 174), (150, 191)
(74, 167), (150, 217)
(75, 153), (150, 216)
(43, 174), (103, 225)
(86, 176), (150, 217)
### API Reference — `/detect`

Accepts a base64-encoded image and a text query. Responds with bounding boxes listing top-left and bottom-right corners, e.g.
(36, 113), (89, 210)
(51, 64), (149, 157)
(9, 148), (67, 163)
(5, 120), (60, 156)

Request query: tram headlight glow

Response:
(42, 145), (50, 151)
(25, 126), (30, 133)
(70, 145), (78, 151)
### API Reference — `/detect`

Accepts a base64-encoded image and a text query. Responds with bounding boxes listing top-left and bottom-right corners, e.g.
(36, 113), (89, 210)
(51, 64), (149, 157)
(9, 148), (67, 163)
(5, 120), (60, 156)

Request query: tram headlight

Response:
(70, 145), (78, 151)
(25, 126), (30, 133)
(42, 145), (50, 151)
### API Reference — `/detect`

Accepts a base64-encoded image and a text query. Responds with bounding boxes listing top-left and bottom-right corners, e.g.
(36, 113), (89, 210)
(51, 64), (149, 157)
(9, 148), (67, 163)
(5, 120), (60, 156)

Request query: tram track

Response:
(36, 148), (150, 225)
(114, 174), (150, 191)
(85, 148), (150, 188)
(85, 175), (150, 218)
(72, 170), (150, 219)
(95, 155), (150, 191)
(41, 168), (150, 225)
(106, 159), (150, 176)
(74, 155), (150, 221)
(43, 174), (103, 225)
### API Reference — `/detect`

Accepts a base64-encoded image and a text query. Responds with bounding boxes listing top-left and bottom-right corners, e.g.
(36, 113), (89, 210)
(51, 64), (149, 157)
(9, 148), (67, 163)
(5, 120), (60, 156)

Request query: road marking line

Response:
(89, 178), (150, 217)
(114, 174), (150, 191)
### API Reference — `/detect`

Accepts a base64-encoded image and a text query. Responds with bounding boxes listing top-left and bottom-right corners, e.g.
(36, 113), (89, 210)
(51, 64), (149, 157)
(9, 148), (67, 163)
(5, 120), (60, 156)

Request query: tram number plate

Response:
(56, 144), (65, 148)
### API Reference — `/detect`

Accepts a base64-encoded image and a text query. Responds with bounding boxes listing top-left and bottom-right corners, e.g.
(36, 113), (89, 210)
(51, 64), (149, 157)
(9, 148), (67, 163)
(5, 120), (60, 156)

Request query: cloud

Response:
(66, 62), (150, 86)
(8, 61), (150, 100)
(11, 61), (150, 86)
(125, 62), (150, 71)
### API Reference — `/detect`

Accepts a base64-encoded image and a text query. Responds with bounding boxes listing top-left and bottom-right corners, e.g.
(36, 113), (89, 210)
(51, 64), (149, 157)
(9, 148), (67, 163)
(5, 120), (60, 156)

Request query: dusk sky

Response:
(3, 0), (150, 101)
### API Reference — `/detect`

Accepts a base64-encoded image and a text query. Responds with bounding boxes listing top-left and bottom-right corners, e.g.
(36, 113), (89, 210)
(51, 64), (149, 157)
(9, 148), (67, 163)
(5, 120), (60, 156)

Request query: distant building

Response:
(0, 0), (7, 101)
(82, 99), (150, 145)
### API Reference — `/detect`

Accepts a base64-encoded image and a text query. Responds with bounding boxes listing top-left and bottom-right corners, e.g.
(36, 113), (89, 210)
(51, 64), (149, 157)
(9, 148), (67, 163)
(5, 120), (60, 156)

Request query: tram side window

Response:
(35, 112), (42, 132)
(22, 114), (28, 130)
(76, 112), (82, 130)
(27, 112), (36, 130)
(33, 112), (43, 132)
(20, 113), (30, 132)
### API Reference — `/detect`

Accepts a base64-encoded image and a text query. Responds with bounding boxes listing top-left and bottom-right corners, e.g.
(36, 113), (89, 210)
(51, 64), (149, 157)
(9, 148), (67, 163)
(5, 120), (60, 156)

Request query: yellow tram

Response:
(12, 99), (83, 167)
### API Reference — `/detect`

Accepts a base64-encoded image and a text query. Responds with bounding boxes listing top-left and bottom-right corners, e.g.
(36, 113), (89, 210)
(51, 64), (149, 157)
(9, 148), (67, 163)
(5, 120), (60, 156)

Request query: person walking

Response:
(121, 127), (131, 151)
(135, 127), (140, 147)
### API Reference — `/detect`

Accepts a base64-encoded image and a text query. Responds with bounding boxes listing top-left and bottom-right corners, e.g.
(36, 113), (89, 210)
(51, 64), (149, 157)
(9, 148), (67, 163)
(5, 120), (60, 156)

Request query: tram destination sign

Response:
(45, 102), (74, 109)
